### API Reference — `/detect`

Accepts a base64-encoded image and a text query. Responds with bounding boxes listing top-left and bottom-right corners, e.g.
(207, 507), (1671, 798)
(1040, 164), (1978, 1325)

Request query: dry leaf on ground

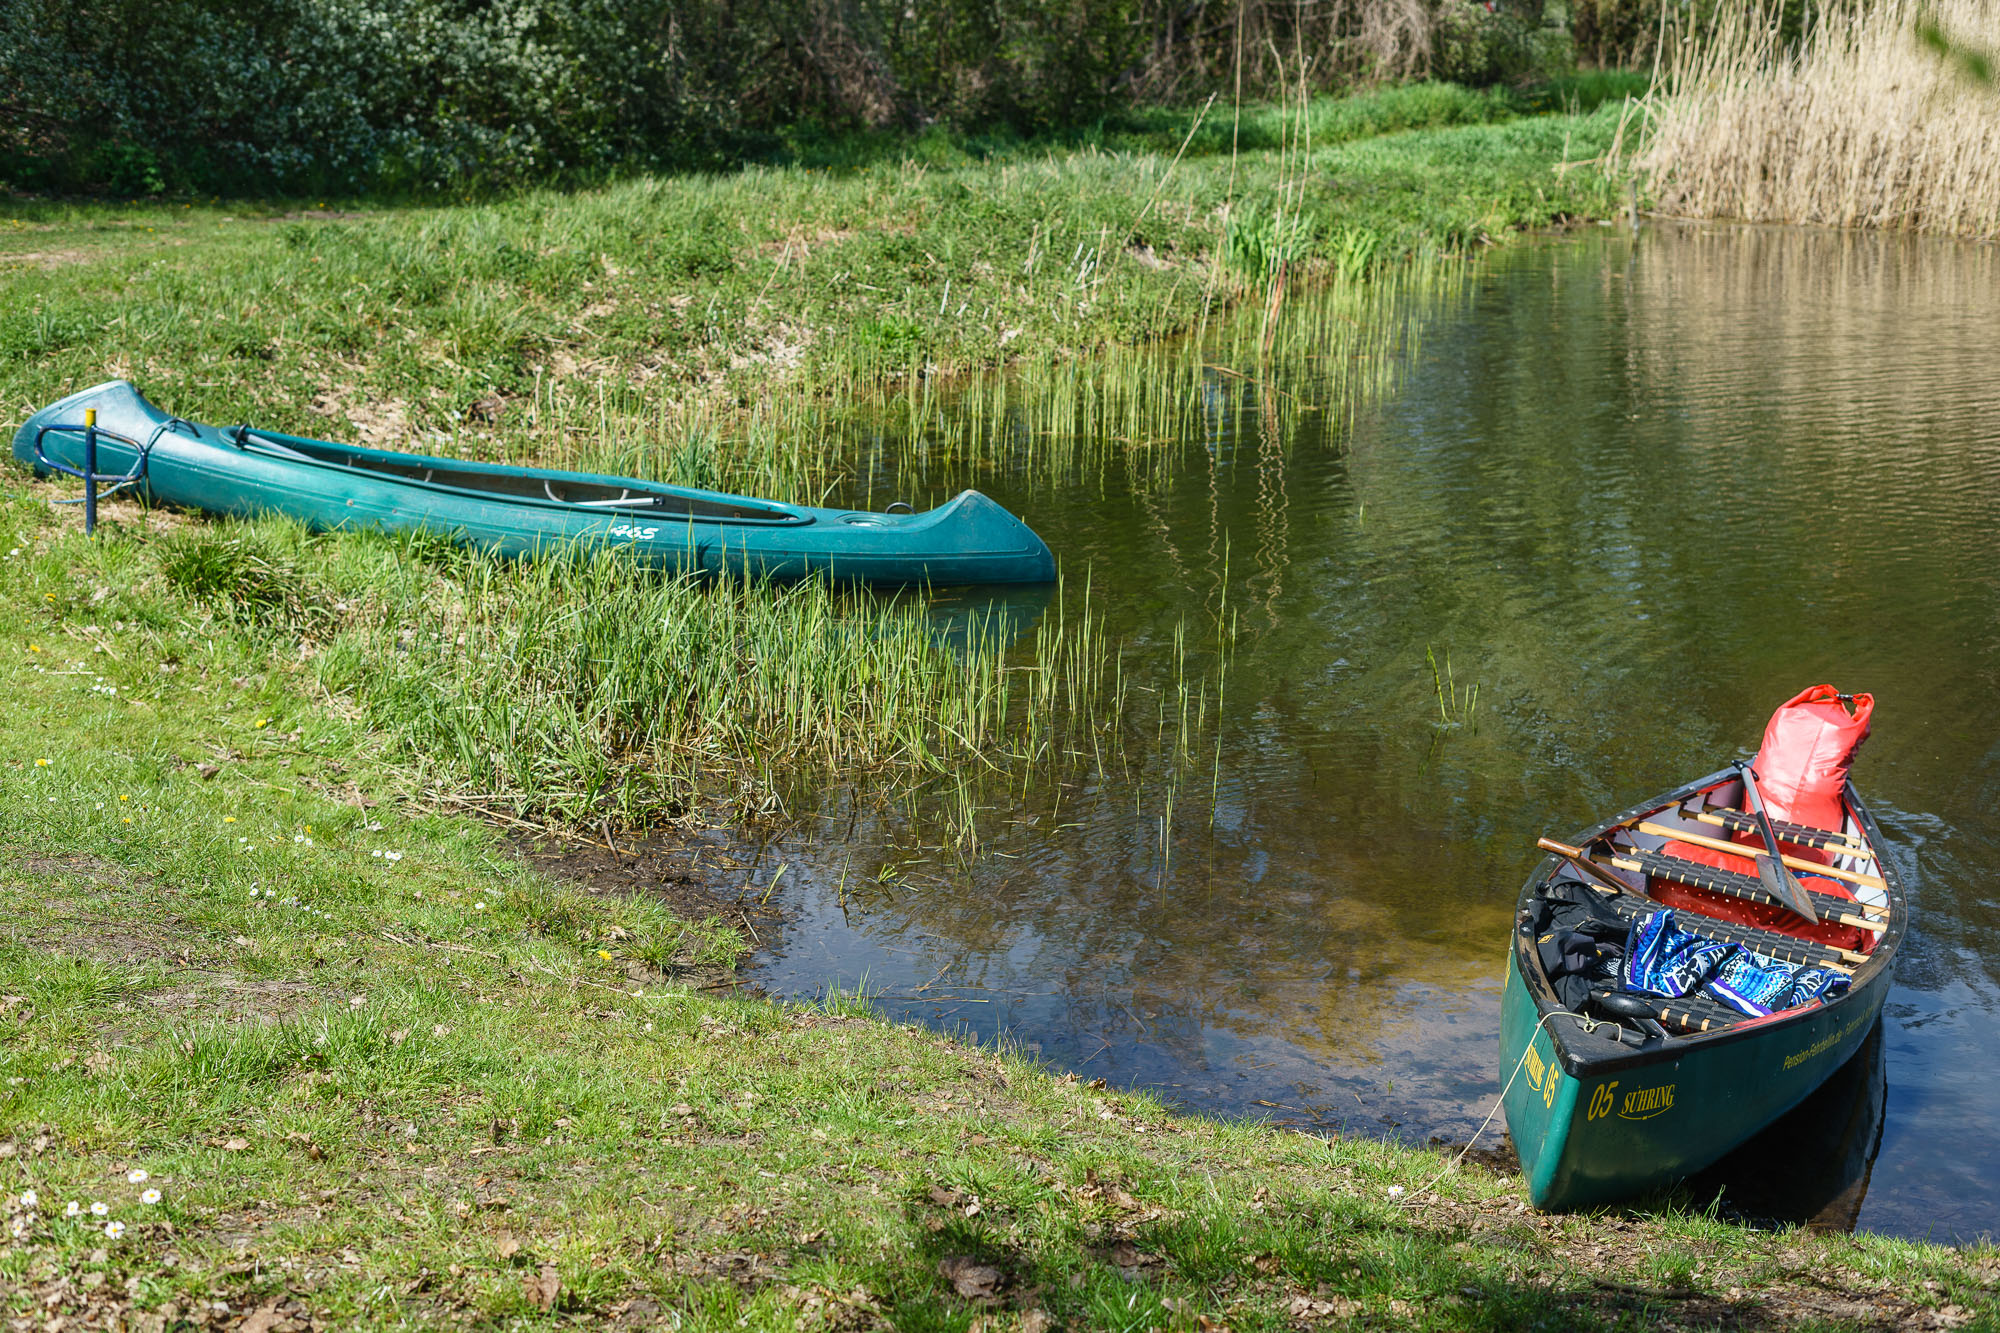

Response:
(939, 1255), (1003, 1301)
(524, 1263), (560, 1310)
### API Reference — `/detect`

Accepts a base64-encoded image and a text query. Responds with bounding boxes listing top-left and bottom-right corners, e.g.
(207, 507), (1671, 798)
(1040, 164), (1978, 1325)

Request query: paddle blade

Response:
(1758, 849), (1819, 921)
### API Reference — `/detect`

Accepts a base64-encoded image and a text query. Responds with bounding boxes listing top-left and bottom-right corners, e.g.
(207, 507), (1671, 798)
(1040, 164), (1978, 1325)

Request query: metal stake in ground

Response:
(1738, 760), (1819, 922)
(82, 408), (98, 537)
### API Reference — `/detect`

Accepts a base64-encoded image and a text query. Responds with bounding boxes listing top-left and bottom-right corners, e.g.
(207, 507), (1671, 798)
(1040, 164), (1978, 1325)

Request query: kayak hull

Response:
(12, 381), (1056, 587)
(1500, 766), (1903, 1211)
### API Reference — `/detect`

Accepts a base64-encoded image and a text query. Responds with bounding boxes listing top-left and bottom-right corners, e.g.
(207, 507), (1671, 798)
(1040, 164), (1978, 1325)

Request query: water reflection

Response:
(746, 222), (2000, 1242)
(1685, 1020), (1887, 1232)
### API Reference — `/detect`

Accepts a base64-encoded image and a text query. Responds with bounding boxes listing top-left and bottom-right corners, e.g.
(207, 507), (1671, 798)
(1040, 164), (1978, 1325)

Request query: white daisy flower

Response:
(64, 1201), (81, 1218)
(140, 1189), (161, 1205)
(126, 1169), (148, 1185)
(103, 1220), (125, 1239)
(89, 1201), (108, 1217)
(8, 1217), (26, 1239)
(19, 1190), (36, 1207)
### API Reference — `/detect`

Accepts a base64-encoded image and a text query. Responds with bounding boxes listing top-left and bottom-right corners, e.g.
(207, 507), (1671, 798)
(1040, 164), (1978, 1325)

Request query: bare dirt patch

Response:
(511, 827), (775, 931)
(146, 976), (324, 1023)
(2, 851), (209, 965)
(0, 248), (95, 269)
(23, 484), (196, 538)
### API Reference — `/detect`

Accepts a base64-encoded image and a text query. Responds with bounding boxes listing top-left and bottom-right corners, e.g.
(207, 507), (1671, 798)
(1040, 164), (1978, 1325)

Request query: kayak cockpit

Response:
(234, 428), (807, 523)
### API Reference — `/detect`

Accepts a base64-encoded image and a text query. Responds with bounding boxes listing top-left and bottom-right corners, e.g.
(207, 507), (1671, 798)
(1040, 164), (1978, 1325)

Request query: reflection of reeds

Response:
(489, 234), (1468, 515)
(1643, 0), (2000, 238)
(847, 253), (1467, 506)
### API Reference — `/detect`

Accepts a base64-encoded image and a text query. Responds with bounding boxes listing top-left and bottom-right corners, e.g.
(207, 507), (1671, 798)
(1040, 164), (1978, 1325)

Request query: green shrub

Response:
(1433, 2), (1577, 88)
(0, 0), (1643, 197)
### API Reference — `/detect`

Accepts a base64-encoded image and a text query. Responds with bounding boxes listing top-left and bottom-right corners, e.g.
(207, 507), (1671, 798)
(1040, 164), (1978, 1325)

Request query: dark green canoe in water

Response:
(1501, 766), (1903, 1210)
(13, 381), (1056, 586)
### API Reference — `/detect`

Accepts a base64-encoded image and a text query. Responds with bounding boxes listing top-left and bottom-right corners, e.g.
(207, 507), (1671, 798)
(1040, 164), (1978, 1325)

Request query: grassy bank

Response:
(2, 539), (1996, 1329)
(0, 487), (1148, 834)
(4, 89), (1635, 504)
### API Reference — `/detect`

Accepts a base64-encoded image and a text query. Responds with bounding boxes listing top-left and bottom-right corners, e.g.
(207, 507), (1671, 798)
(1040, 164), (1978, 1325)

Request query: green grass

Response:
(0, 574), (1994, 1327)
(0, 491), (1151, 831)
(10, 85), (1984, 1330)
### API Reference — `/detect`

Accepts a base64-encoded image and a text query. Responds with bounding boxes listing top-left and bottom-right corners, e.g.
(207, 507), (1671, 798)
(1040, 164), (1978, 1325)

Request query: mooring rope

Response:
(1398, 1006), (1607, 1208)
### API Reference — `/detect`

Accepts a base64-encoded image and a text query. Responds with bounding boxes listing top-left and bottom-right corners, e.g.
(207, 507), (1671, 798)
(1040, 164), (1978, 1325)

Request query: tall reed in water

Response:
(1642, 0), (2000, 238)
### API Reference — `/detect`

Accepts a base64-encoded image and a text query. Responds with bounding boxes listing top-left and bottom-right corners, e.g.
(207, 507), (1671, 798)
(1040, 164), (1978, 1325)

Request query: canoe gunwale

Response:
(1514, 765), (1906, 1082)
(227, 425), (821, 528)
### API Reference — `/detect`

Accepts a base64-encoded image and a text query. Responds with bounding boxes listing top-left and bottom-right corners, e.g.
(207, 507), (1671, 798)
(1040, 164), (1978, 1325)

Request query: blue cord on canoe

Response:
(34, 416), (196, 511)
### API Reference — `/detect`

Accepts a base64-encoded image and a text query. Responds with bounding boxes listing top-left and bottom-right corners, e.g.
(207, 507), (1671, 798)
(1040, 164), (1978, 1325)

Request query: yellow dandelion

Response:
(224, 816), (236, 823)
(254, 719), (270, 729)
(597, 950), (612, 960)
(119, 794), (129, 801)
(34, 758), (49, 767)
(28, 643), (39, 652)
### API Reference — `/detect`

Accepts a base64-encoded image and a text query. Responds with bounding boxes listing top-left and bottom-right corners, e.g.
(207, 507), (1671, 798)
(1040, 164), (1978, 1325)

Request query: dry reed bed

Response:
(1643, 0), (2000, 238)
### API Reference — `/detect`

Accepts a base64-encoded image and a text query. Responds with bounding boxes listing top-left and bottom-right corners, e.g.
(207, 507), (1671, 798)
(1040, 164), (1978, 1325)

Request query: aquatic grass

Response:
(1426, 645), (1480, 732)
(7, 505), (1155, 830)
(1642, 0), (2000, 238)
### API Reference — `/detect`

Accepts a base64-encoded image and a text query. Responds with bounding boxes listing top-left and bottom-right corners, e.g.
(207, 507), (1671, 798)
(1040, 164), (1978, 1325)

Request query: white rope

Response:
(1400, 1006), (1605, 1208)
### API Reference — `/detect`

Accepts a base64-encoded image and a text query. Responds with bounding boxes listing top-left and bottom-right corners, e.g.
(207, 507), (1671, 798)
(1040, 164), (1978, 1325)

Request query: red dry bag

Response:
(1746, 684), (1873, 860)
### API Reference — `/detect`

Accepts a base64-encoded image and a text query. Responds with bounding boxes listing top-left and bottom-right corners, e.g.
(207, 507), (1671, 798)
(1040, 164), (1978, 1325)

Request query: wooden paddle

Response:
(1607, 846), (1885, 934)
(1737, 761), (1819, 922)
(1630, 821), (1887, 894)
(1536, 836), (1633, 895)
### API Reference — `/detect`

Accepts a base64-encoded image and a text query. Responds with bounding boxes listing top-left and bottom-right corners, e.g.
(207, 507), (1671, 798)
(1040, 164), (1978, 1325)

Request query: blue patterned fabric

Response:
(1706, 949), (1804, 1016)
(1623, 909), (1732, 998)
(1623, 909), (1851, 1017)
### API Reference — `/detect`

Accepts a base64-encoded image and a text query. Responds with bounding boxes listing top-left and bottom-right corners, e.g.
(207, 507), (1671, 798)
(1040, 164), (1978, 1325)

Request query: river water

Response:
(743, 222), (2000, 1242)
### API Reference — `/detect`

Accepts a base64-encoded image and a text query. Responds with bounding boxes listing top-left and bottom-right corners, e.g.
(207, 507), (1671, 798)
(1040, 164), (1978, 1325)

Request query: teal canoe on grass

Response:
(12, 381), (1057, 587)
(1501, 765), (1904, 1211)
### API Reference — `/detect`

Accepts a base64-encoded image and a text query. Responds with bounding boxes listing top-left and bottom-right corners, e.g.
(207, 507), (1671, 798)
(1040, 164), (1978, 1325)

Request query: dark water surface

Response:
(746, 223), (2000, 1242)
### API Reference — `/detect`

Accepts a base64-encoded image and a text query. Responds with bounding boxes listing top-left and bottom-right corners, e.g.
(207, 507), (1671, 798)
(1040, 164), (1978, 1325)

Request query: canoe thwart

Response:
(1694, 805), (1870, 857)
(1605, 844), (1885, 934)
(1630, 820), (1887, 892)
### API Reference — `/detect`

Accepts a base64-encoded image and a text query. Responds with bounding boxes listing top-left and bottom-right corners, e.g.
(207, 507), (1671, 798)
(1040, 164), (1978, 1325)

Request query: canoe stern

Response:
(12, 380), (164, 477)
